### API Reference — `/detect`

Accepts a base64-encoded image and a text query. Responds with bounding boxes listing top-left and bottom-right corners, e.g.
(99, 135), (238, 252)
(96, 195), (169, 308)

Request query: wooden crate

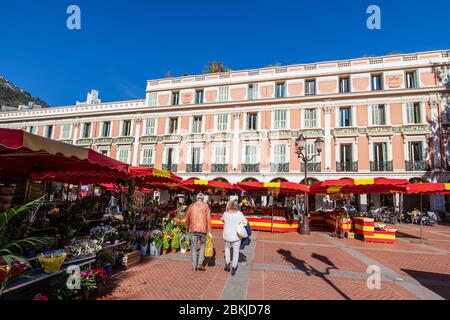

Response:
(122, 250), (141, 269)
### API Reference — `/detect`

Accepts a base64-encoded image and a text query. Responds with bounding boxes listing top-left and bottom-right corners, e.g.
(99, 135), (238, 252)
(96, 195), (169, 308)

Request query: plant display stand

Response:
(122, 250), (141, 269)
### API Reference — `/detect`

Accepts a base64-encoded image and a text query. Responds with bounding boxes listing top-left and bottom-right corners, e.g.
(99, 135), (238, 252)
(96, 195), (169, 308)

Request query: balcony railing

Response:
(336, 161), (358, 172)
(162, 164), (177, 172)
(211, 164), (228, 173)
(270, 163), (289, 173)
(405, 160), (430, 171)
(370, 161), (393, 172)
(242, 163), (260, 173)
(186, 164), (203, 173)
(301, 162), (321, 172)
(139, 164), (154, 168)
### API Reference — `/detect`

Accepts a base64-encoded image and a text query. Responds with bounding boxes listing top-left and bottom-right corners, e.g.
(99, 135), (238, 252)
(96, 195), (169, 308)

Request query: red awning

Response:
(236, 182), (309, 195)
(406, 183), (450, 194)
(0, 128), (128, 183)
(129, 166), (182, 184)
(309, 178), (408, 195)
(181, 179), (238, 193)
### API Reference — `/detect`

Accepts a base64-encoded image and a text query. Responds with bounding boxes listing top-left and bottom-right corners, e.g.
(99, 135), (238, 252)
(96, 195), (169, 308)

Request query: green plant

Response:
(180, 233), (190, 250)
(153, 234), (163, 251)
(94, 249), (117, 268)
(171, 233), (180, 250)
(0, 196), (54, 295)
(162, 234), (171, 251)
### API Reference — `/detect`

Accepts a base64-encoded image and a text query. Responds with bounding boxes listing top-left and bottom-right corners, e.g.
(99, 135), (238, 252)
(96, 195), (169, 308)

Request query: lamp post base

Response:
(299, 215), (311, 235)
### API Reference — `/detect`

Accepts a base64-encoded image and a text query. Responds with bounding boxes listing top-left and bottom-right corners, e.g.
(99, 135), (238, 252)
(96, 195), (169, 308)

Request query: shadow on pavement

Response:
(277, 249), (350, 300)
(401, 269), (450, 299)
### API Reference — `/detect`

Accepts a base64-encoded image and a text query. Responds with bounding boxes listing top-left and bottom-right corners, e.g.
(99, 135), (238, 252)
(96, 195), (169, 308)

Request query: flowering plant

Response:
(65, 239), (102, 259)
(89, 225), (118, 243)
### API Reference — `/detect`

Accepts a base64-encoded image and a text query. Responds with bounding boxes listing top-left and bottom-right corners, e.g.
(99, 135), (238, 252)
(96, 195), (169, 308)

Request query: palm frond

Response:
(0, 196), (45, 227)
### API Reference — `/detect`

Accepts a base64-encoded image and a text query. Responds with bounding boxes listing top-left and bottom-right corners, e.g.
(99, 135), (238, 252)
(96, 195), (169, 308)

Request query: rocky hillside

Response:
(0, 76), (49, 108)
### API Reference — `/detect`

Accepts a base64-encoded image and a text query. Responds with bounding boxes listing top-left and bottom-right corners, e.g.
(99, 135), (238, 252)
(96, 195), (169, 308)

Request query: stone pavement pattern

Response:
(98, 223), (450, 300)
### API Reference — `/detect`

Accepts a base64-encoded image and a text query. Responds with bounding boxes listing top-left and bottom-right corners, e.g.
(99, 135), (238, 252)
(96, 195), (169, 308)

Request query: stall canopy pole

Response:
(399, 193), (404, 224)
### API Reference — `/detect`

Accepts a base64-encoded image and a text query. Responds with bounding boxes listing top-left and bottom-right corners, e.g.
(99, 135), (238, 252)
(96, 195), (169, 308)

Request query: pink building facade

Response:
(1, 50), (450, 210)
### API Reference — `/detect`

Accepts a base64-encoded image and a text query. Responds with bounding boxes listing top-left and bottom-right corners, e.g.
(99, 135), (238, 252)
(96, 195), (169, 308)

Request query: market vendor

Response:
(343, 199), (357, 215)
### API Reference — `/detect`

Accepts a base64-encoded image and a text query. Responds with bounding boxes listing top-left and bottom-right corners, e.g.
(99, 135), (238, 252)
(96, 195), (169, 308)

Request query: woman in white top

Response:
(221, 200), (248, 276)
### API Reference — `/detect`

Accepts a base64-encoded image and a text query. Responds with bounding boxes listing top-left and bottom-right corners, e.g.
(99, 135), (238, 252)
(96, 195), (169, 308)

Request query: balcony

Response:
(162, 164), (177, 172)
(270, 163), (289, 173)
(242, 163), (260, 173)
(300, 162), (321, 172)
(139, 163), (154, 168)
(211, 164), (228, 173)
(186, 164), (203, 173)
(370, 161), (393, 172)
(336, 161), (358, 172)
(405, 160), (430, 171)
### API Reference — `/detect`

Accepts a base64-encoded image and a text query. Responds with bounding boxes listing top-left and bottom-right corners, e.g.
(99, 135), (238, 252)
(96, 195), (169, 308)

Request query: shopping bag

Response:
(237, 220), (248, 238)
(204, 234), (214, 257)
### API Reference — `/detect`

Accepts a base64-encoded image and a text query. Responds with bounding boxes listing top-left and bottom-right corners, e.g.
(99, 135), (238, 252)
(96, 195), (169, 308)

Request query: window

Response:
(273, 144), (287, 164)
(371, 74), (383, 91)
(339, 77), (350, 93)
(248, 84), (258, 100)
(141, 148), (154, 166)
(305, 142), (319, 162)
(305, 80), (316, 96)
(101, 121), (111, 137)
(244, 145), (258, 164)
(219, 86), (229, 102)
(81, 123), (91, 138)
(214, 146), (227, 164)
(340, 144), (353, 163)
(148, 92), (157, 107)
(98, 148), (109, 157)
(406, 71), (418, 89)
(408, 142), (423, 161)
(339, 107), (352, 127)
(61, 124), (71, 139)
(246, 112), (258, 131)
(45, 125), (53, 139)
(304, 108), (317, 128)
(121, 120), (132, 136)
(172, 91), (180, 105)
(27, 126), (36, 134)
(371, 105), (386, 125)
(168, 118), (178, 134)
(166, 147), (175, 166)
(144, 118), (156, 135)
(275, 82), (286, 98)
(195, 90), (204, 104)
(273, 110), (287, 129)
(192, 116), (203, 133)
(216, 114), (229, 132)
(373, 143), (388, 163)
(190, 147), (201, 164)
(117, 149), (130, 164)
(406, 102), (422, 124)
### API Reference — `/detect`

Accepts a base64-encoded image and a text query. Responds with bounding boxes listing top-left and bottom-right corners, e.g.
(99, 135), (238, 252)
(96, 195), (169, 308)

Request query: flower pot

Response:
(162, 249), (168, 255)
(171, 248), (177, 254)
(180, 248), (187, 254)
(105, 265), (113, 277)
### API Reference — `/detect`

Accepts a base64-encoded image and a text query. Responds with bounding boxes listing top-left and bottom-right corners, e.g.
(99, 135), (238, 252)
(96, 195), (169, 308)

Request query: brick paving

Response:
(97, 223), (450, 300)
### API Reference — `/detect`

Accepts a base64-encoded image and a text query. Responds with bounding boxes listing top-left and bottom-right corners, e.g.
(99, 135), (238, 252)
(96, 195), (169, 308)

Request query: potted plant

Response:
(139, 233), (150, 257)
(162, 233), (171, 255)
(180, 233), (190, 254)
(94, 249), (117, 277)
(170, 228), (180, 254)
(151, 233), (163, 256)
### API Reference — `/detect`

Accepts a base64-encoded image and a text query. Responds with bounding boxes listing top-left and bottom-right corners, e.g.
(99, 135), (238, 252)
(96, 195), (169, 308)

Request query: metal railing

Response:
(301, 162), (321, 172)
(186, 164), (203, 173)
(336, 161), (358, 172)
(211, 164), (228, 173)
(370, 161), (393, 172)
(242, 163), (260, 173)
(162, 164), (177, 172)
(405, 160), (430, 171)
(270, 163), (289, 173)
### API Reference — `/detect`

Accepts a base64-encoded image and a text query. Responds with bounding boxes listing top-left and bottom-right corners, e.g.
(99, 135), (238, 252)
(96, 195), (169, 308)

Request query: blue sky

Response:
(0, 0), (449, 106)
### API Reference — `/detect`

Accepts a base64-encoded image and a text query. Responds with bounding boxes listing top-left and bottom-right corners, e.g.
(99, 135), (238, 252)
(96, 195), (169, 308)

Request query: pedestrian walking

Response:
(185, 193), (212, 272)
(221, 200), (248, 276)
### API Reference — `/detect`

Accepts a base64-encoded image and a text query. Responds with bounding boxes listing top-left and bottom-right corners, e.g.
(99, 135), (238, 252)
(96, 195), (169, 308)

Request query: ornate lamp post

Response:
(295, 134), (324, 235)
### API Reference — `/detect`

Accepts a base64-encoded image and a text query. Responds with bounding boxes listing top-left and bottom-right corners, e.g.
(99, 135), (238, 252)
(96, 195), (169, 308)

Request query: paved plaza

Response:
(98, 223), (450, 300)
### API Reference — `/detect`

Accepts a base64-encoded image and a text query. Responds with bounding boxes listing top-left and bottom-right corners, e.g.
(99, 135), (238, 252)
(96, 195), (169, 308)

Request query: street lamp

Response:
(295, 134), (324, 235)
